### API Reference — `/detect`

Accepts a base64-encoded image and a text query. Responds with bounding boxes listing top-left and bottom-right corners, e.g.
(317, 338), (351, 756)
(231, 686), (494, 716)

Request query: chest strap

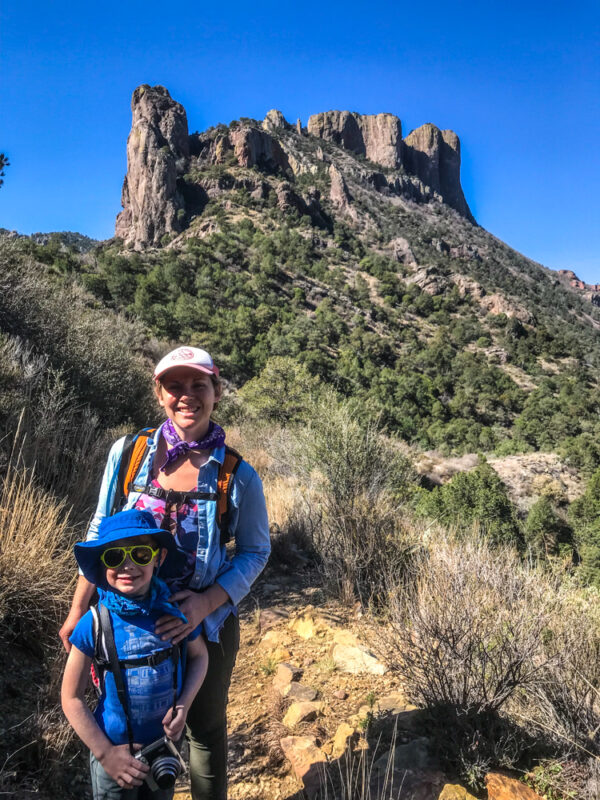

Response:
(98, 645), (176, 671)
(129, 483), (218, 505)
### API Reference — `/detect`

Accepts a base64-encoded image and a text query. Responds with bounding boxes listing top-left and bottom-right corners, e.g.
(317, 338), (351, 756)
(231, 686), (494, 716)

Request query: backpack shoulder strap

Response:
(110, 428), (156, 515)
(217, 446), (243, 546)
(98, 603), (135, 754)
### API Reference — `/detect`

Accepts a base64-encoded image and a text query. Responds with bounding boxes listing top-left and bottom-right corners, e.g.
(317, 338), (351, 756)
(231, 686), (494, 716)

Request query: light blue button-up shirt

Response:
(85, 422), (271, 641)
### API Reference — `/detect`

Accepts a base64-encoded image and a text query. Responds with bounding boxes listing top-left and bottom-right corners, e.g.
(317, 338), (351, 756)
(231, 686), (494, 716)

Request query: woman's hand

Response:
(162, 704), (187, 741)
(99, 743), (149, 788)
(155, 584), (229, 644)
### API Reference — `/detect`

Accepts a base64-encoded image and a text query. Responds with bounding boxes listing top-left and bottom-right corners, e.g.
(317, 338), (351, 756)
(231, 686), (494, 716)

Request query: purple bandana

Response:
(159, 419), (226, 472)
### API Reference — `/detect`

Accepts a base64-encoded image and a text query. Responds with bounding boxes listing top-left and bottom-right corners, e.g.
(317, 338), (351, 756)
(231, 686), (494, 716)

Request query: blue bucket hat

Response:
(74, 509), (180, 586)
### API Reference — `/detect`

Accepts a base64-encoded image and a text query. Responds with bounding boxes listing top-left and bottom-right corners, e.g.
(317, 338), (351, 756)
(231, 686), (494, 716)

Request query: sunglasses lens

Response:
(102, 548), (125, 568)
(131, 546), (154, 566)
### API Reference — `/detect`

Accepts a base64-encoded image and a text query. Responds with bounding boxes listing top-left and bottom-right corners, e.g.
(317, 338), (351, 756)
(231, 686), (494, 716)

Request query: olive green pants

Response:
(186, 613), (240, 800)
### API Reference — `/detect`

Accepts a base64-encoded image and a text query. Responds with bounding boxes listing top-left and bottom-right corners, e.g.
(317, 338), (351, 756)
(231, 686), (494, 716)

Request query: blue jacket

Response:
(85, 422), (271, 641)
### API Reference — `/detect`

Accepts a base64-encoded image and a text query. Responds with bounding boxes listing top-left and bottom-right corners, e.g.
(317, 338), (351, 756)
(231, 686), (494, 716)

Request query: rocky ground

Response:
(171, 563), (545, 800)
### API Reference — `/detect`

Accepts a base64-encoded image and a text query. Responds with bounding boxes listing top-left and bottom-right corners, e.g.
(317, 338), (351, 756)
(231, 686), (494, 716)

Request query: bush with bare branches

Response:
(289, 394), (420, 606)
(378, 534), (560, 785)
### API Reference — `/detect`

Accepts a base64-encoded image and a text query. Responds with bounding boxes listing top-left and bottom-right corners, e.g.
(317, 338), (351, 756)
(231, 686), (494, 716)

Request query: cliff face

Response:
(115, 85), (189, 249)
(115, 86), (475, 247)
(306, 111), (472, 220)
(307, 111), (403, 169)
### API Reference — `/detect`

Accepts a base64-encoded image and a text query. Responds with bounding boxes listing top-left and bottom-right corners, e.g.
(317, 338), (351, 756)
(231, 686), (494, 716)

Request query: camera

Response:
(134, 735), (185, 791)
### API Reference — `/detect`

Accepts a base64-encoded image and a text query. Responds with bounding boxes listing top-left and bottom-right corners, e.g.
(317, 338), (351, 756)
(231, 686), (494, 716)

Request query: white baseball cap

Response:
(154, 346), (220, 380)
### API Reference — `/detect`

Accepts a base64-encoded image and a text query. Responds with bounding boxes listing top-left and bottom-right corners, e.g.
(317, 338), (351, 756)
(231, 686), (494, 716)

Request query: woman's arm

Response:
(214, 468), (271, 605)
(61, 646), (149, 788)
(162, 636), (209, 740)
(59, 575), (96, 651)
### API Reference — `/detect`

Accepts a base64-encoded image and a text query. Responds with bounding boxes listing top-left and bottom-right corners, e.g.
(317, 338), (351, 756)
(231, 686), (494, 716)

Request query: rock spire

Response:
(115, 85), (189, 249)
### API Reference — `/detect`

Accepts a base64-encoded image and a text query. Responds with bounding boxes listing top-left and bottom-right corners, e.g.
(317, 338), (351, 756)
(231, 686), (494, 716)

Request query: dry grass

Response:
(317, 729), (406, 800)
(263, 474), (303, 529)
(0, 465), (77, 644)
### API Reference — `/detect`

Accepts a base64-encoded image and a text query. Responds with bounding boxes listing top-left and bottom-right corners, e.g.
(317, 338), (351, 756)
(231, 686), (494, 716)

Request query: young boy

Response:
(62, 509), (209, 799)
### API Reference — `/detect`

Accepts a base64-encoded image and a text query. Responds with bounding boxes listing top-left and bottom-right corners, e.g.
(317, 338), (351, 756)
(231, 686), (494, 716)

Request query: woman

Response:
(60, 345), (271, 800)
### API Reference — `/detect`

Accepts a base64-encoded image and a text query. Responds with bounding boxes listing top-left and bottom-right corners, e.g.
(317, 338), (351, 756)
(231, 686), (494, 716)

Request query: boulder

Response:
(372, 737), (432, 772)
(330, 722), (355, 758)
(332, 644), (386, 675)
(283, 700), (324, 727)
(280, 735), (327, 795)
(283, 682), (318, 702)
(389, 236), (417, 265)
(438, 784), (478, 799)
(115, 84), (189, 249)
(289, 612), (320, 640)
(273, 662), (302, 694)
(375, 690), (415, 714)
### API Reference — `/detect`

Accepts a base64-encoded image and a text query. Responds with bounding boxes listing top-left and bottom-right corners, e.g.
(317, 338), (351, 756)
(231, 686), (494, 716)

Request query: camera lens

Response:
(151, 755), (181, 789)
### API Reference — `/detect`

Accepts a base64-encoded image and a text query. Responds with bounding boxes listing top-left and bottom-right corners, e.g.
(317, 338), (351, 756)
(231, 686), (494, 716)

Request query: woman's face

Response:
(156, 366), (221, 440)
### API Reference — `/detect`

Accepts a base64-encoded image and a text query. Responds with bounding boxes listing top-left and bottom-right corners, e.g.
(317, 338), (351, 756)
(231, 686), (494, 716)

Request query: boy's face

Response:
(102, 534), (166, 597)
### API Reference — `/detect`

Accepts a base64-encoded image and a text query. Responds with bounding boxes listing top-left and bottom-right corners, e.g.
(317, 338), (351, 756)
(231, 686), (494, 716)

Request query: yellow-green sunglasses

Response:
(100, 544), (160, 569)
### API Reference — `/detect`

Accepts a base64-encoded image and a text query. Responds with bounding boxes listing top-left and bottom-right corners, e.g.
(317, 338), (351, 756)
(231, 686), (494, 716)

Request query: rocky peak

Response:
(114, 88), (477, 247)
(307, 111), (472, 220)
(115, 85), (189, 249)
(307, 111), (403, 169)
(403, 124), (472, 220)
(262, 109), (290, 133)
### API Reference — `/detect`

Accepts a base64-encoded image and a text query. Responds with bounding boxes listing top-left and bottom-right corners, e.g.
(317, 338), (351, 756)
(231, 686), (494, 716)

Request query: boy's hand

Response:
(162, 704), (187, 741)
(99, 743), (149, 788)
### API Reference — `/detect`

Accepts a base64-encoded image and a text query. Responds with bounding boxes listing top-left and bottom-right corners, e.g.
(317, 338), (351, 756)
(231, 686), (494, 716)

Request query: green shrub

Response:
(416, 461), (522, 548)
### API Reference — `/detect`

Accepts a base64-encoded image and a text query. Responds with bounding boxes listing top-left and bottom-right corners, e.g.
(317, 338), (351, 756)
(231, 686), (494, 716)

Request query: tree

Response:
(524, 496), (565, 558)
(417, 462), (522, 548)
(237, 356), (321, 423)
(0, 154), (9, 188)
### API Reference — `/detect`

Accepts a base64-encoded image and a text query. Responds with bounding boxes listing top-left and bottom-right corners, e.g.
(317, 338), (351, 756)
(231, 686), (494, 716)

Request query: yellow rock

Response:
(438, 784), (478, 800)
(332, 629), (359, 647)
(283, 701), (324, 728)
(290, 613), (319, 639)
(331, 722), (355, 759)
(485, 772), (544, 800)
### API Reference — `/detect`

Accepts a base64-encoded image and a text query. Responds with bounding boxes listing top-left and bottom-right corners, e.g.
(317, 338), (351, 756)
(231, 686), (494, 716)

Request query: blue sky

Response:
(1, 0), (598, 280)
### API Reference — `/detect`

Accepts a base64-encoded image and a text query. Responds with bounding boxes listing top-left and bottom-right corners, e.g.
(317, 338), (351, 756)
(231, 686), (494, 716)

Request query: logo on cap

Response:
(172, 348), (195, 361)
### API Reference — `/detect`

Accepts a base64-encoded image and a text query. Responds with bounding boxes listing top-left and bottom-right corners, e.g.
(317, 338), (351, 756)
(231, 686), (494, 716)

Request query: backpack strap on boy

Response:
(98, 604), (136, 753)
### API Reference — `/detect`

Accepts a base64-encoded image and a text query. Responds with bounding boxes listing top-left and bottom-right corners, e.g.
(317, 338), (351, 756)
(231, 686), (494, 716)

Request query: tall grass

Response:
(0, 464), (77, 644)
